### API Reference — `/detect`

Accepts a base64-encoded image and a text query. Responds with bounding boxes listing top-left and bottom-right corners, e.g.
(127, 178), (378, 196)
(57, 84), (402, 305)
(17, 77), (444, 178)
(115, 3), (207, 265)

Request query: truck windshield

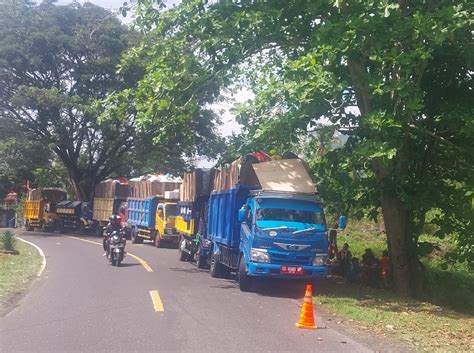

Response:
(256, 208), (324, 225)
(165, 204), (178, 217)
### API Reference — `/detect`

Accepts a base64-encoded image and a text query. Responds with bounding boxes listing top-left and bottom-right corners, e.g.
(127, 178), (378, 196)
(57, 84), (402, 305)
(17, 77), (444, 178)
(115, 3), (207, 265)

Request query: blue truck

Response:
(205, 158), (329, 291)
(127, 196), (179, 247)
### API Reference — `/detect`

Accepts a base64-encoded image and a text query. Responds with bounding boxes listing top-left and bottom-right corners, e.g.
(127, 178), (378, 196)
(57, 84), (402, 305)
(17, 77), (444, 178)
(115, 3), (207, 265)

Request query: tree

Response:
(125, 0), (473, 294)
(0, 117), (52, 197)
(0, 0), (144, 200)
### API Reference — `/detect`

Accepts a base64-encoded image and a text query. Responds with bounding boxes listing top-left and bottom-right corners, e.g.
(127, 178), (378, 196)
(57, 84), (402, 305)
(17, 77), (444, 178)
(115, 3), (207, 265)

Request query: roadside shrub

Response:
(1, 230), (17, 251)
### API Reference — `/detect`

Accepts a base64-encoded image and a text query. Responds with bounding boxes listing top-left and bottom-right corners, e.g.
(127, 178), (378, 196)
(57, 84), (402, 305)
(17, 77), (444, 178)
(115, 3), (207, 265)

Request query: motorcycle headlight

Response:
(312, 254), (327, 266)
(112, 235), (120, 244)
(250, 248), (270, 263)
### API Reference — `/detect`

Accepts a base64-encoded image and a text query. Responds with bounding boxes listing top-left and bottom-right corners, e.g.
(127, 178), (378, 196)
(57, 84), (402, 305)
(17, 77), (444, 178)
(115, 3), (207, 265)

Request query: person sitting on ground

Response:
(347, 257), (361, 282)
(379, 250), (391, 288)
(361, 248), (380, 287)
(338, 243), (352, 276)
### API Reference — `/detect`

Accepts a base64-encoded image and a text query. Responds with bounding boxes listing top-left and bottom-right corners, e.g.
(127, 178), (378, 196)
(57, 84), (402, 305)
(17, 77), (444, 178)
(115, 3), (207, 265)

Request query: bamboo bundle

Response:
(94, 179), (129, 199)
(27, 188), (66, 202)
(128, 174), (182, 199)
(179, 169), (215, 202)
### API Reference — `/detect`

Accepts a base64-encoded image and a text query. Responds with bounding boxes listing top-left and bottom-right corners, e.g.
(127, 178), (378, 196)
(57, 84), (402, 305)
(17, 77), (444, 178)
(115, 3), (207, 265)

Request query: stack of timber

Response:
(212, 151), (272, 192)
(27, 188), (66, 202)
(180, 169), (215, 202)
(94, 179), (129, 199)
(129, 174), (181, 199)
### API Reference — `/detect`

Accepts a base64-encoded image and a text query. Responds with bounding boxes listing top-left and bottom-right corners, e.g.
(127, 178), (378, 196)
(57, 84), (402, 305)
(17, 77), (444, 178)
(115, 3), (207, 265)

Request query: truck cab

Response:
(155, 202), (179, 246)
(238, 191), (328, 288)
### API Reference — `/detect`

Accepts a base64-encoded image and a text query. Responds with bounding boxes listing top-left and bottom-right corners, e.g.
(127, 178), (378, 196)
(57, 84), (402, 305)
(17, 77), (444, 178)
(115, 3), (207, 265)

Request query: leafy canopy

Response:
(125, 0), (473, 285)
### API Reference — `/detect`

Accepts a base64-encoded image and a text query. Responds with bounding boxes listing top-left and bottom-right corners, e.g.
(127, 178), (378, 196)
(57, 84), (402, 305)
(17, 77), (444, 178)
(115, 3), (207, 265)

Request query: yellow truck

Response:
(155, 201), (179, 247)
(23, 188), (66, 231)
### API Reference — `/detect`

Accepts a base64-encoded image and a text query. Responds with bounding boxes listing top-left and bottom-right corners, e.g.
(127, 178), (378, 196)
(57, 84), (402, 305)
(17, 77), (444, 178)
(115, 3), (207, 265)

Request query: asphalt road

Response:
(1, 232), (382, 353)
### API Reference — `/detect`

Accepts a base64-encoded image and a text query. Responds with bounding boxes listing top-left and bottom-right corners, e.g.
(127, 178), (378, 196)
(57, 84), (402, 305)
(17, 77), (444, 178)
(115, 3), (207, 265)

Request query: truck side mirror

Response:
(338, 215), (347, 230)
(238, 209), (246, 223)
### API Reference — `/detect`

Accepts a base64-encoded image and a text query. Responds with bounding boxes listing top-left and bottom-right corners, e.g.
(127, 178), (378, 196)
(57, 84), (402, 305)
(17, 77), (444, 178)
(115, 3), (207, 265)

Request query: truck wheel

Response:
(57, 221), (65, 234)
(39, 221), (47, 232)
(25, 221), (33, 232)
(178, 237), (190, 261)
(238, 256), (252, 292)
(95, 225), (103, 238)
(77, 222), (86, 235)
(131, 228), (143, 244)
(210, 253), (226, 278)
(195, 247), (207, 269)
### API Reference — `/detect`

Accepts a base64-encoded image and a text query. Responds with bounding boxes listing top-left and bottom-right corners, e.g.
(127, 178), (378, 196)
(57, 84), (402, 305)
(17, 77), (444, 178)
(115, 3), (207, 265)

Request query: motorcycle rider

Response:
(103, 215), (124, 256)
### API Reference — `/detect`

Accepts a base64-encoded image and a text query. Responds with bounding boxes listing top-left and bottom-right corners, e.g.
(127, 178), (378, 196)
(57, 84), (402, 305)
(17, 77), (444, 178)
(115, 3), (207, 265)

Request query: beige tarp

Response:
(251, 159), (316, 193)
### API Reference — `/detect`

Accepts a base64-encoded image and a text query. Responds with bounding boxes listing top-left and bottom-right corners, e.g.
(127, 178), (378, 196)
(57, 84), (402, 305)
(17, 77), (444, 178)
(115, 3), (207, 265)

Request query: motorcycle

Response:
(106, 230), (126, 266)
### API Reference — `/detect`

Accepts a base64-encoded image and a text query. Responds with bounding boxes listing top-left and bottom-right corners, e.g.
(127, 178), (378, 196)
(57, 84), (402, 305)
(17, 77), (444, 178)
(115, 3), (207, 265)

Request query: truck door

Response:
(156, 205), (164, 235)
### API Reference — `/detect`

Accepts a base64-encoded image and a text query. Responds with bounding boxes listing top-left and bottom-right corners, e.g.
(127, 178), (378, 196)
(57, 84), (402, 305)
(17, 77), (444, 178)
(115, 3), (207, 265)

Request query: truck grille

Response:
(269, 251), (312, 265)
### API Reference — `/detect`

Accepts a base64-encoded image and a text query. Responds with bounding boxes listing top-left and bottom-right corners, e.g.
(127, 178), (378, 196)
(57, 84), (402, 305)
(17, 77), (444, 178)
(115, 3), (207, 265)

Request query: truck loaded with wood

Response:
(178, 152), (330, 292)
(127, 175), (181, 246)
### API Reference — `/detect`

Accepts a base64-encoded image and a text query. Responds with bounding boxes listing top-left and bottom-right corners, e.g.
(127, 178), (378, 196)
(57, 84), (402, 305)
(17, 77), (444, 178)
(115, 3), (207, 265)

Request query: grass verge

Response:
(320, 220), (474, 352)
(0, 236), (42, 312)
(316, 279), (473, 352)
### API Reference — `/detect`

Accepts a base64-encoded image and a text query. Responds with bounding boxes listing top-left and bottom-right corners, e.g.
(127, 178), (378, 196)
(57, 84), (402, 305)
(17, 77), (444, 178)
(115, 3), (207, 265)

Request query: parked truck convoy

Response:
(21, 152), (331, 292)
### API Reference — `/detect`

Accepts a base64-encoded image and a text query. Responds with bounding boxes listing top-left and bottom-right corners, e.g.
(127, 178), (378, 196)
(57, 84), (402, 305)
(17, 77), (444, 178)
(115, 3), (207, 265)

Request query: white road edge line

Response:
(17, 236), (46, 277)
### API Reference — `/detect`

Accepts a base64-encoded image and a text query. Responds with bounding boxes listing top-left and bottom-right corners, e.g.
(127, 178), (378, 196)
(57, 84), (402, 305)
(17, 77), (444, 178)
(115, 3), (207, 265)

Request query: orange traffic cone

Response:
(295, 284), (317, 329)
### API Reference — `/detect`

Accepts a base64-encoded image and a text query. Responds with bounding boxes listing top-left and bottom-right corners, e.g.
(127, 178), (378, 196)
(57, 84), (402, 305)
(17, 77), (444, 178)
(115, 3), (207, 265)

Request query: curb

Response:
(17, 237), (47, 277)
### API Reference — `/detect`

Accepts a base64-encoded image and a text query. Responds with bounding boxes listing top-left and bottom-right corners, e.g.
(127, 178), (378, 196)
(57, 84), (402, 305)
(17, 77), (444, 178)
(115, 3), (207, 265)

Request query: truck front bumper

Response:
(247, 262), (327, 279)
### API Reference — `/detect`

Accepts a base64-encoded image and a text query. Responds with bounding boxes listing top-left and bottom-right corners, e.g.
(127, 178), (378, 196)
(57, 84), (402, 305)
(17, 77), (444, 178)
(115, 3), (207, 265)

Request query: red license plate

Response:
(280, 266), (304, 275)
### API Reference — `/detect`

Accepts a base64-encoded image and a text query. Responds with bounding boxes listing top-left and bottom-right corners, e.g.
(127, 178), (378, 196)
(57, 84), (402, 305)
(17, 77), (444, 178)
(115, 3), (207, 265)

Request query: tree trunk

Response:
(381, 195), (420, 296)
(67, 169), (95, 201)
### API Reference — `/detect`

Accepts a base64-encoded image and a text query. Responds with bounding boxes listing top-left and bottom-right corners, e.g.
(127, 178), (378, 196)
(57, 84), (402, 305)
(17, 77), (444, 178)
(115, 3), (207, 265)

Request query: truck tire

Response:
(178, 237), (190, 261)
(238, 256), (252, 292)
(25, 221), (33, 232)
(210, 252), (228, 278)
(95, 224), (103, 238)
(131, 228), (143, 244)
(195, 247), (207, 269)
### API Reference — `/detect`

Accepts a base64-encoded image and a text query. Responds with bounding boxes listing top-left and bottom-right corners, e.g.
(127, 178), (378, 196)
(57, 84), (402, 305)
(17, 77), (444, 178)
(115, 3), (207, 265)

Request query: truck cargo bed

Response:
(207, 185), (254, 248)
(127, 197), (159, 229)
(92, 198), (124, 222)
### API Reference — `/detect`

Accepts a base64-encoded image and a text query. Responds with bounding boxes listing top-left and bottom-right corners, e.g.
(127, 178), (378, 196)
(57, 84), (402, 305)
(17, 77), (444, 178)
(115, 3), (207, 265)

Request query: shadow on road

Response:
(207, 276), (308, 299)
(117, 263), (141, 268)
(168, 267), (208, 274)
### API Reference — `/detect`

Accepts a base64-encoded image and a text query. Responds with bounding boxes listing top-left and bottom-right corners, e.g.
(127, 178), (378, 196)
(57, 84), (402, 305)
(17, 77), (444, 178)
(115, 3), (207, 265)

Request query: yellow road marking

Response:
(67, 236), (101, 245)
(66, 236), (153, 272)
(127, 253), (153, 272)
(149, 290), (164, 312)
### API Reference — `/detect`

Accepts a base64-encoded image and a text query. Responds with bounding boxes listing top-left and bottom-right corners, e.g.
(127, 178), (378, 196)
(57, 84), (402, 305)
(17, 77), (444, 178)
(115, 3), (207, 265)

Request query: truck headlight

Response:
(312, 254), (327, 266)
(250, 248), (270, 263)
